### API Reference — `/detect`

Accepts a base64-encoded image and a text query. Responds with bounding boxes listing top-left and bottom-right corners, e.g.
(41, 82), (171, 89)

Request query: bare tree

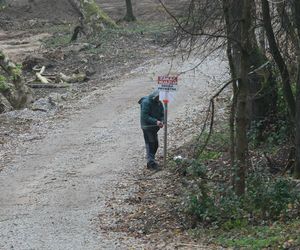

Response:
(162, 0), (300, 187)
(230, 0), (252, 195)
(261, 0), (296, 118)
(259, 0), (300, 178)
(160, 0), (253, 195)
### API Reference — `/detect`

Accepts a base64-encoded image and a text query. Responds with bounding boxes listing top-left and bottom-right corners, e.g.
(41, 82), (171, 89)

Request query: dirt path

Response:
(0, 31), (50, 62)
(0, 54), (227, 249)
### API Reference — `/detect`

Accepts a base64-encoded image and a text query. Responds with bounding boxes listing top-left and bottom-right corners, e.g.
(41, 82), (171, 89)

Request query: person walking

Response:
(138, 90), (164, 170)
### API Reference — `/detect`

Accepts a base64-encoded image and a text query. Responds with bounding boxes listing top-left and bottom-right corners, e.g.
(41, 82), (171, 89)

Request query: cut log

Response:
(35, 66), (50, 84)
(60, 72), (88, 83)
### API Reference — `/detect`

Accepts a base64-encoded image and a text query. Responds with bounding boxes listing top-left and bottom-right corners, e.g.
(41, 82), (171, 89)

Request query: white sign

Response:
(158, 76), (178, 102)
(158, 76), (178, 92)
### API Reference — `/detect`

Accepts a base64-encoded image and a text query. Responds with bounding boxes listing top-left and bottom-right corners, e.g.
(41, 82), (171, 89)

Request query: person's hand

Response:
(157, 120), (164, 128)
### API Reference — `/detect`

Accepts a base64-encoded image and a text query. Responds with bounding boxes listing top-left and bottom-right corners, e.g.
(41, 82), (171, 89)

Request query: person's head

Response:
(150, 89), (160, 102)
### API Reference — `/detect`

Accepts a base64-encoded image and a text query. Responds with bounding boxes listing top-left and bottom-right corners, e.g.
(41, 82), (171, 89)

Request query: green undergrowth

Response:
(170, 125), (300, 249)
(248, 118), (292, 153)
(195, 220), (300, 249)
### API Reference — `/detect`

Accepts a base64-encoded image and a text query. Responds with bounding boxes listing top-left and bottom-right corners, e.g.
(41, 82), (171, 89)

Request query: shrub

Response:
(244, 173), (298, 219)
(185, 171), (299, 228)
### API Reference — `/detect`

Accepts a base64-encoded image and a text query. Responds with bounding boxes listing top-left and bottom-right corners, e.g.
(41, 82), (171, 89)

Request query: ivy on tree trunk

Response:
(69, 0), (117, 36)
(0, 51), (32, 111)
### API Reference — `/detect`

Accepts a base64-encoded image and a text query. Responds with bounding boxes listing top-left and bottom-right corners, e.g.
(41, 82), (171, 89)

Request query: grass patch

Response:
(198, 150), (221, 161)
(195, 128), (231, 158)
(43, 21), (172, 49)
(44, 33), (71, 48)
(208, 220), (300, 249)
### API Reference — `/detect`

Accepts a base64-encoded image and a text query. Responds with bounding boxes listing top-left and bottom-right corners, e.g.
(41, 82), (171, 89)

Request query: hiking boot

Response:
(147, 162), (161, 171)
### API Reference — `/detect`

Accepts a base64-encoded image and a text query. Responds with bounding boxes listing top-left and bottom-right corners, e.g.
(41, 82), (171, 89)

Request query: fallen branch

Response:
(35, 66), (51, 84)
(27, 83), (69, 89)
(60, 72), (87, 83)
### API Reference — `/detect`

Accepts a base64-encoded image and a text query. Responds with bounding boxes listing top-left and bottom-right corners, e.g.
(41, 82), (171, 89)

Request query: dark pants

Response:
(142, 129), (159, 165)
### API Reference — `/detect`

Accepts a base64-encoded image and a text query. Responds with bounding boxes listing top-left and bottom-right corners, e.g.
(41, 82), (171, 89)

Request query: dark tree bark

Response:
(222, 0), (238, 187)
(70, 25), (85, 42)
(276, 2), (299, 50)
(295, 59), (300, 178)
(223, 0), (251, 196)
(261, 0), (296, 118)
(222, 0), (251, 195)
(248, 49), (277, 126)
(234, 0), (251, 196)
(293, 0), (300, 179)
(124, 0), (136, 22)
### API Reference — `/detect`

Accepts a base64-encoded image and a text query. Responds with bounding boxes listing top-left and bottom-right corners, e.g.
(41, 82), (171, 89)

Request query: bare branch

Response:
(158, 0), (242, 47)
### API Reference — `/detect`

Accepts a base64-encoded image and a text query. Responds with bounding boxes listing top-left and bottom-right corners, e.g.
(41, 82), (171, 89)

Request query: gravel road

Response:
(0, 54), (227, 249)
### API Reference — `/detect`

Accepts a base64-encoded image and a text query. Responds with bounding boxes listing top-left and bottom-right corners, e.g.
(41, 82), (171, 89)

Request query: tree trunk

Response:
(293, 0), (300, 179)
(0, 51), (32, 112)
(235, 0), (251, 196)
(248, 47), (277, 125)
(261, 0), (296, 119)
(222, 0), (250, 195)
(295, 57), (300, 178)
(68, 0), (117, 36)
(224, 0), (251, 196)
(222, 0), (238, 187)
(124, 0), (136, 22)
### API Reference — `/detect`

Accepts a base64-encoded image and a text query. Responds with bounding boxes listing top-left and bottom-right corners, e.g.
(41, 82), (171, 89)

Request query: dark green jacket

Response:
(138, 91), (164, 130)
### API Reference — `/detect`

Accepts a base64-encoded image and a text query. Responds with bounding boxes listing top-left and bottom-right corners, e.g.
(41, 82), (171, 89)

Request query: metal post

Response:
(163, 100), (168, 168)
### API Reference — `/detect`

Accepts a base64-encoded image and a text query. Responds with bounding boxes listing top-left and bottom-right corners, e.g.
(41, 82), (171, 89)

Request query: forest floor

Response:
(0, 1), (230, 249)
